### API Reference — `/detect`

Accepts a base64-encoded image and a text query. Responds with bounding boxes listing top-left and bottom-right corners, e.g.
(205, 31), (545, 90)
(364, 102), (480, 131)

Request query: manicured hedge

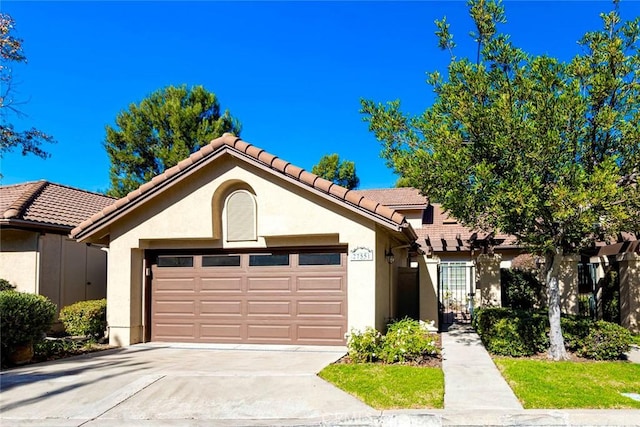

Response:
(59, 299), (107, 339)
(473, 307), (633, 360)
(0, 291), (56, 360)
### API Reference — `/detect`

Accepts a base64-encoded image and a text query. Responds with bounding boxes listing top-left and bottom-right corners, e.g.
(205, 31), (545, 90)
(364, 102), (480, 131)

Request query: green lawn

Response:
(495, 358), (640, 409)
(318, 363), (444, 409)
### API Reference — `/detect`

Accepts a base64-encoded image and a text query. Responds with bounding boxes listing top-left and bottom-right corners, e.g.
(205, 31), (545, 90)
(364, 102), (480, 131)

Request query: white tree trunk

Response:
(546, 252), (569, 361)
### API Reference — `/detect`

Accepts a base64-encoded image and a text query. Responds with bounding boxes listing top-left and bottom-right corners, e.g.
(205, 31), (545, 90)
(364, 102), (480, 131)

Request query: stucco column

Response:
(616, 252), (640, 334)
(476, 254), (502, 307)
(558, 255), (580, 315)
(419, 256), (440, 329)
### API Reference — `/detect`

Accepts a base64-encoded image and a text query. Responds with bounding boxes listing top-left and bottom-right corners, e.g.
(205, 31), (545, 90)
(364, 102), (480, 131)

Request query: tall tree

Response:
(0, 13), (54, 160)
(311, 153), (360, 189)
(105, 85), (241, 197)
(361, 0), (639, 360)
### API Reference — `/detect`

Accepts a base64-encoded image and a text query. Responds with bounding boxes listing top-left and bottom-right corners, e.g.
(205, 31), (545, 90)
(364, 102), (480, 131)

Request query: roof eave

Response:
(73, 143), (411, 242)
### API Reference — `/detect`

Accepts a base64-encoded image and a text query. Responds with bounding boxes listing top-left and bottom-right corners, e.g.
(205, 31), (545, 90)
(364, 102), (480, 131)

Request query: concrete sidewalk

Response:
(441, 323), (523, 410)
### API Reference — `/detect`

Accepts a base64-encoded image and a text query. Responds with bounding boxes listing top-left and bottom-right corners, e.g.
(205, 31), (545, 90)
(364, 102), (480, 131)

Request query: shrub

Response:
(379, 318), (439, 364)
(577, 321), (633, 360)
(0, 291), (56, 355)
(560, 315), (593, 352)
(0, 278), (16, 291)
(474, 308), (547, 356)
(59, 299), (107, 339)
(346, 326), (383, 363)
(500, 269), (545, 310)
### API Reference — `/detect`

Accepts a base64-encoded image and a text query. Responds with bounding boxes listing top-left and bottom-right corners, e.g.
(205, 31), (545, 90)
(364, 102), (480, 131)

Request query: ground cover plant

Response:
(319, 318), (443, 409)
(495, 358), (640, 409)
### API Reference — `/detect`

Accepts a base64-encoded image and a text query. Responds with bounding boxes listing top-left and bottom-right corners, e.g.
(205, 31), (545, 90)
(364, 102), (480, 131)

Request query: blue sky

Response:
(2, 1), (638, 193)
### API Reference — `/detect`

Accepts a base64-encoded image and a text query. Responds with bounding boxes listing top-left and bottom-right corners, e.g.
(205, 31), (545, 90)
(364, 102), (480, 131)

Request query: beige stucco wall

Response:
(103, 156), (407, 346)
(1, 231), (107, 318)
(0, 229), (39, 293)
(418, 255), (439, 327)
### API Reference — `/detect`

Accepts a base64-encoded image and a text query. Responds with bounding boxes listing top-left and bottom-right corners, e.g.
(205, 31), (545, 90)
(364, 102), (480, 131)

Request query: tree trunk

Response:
(546, 252), (569, 361)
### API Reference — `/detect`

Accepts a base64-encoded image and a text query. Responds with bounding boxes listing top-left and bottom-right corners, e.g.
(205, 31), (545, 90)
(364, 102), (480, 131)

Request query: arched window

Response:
(225, 190), (257, 241)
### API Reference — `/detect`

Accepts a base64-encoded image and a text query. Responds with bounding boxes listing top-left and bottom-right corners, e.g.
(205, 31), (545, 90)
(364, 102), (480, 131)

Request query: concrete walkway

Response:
(441, 323), (523, 410)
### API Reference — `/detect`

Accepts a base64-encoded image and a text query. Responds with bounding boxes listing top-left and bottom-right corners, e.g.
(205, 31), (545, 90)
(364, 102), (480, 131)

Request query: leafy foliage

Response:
(601, 269), (621, 323)
(473, 308), (548, 356)
(500, 269), (545, 310)
(380, 318), (439, 364)
(0, 278), (15, 291)
(361, 0), (639, 360)
(311, 153), (360, 189)
(0, 291), (56, 361)
(59, 299), (107, 339)
(105, 85), (241, 197)
(346, 326), (383, 363)
(474, 307), (634, 360)
(0, 13), (54, 161)
(346, 318), (439, 364)
(576, 320), (633, 360)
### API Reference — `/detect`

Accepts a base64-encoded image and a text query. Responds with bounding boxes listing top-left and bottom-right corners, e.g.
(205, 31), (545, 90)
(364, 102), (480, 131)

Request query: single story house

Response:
(0, 180), (114, 313)
(71, 134), (419, 347)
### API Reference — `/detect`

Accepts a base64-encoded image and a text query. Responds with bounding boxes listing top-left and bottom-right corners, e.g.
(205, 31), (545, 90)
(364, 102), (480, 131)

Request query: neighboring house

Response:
(0, 181), (114, 313)
(71, 134), (417, 347)
(356, 188), (522, 323)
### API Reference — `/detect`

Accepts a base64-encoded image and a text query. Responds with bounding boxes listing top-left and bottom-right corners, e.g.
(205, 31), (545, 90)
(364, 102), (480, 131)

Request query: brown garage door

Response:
(150, 251), (347, 345)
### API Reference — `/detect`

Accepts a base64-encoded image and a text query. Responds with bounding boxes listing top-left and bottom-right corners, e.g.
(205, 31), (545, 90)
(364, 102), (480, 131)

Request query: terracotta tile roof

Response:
(356, 186), (518, 252)
(71, 134), (415, 240)
(1, 180), (115, 231)
(354, 188), (428, 209)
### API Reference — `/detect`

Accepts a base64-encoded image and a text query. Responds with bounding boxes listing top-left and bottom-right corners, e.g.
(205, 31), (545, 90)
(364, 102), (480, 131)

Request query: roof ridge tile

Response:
(3, 180), (48, 219)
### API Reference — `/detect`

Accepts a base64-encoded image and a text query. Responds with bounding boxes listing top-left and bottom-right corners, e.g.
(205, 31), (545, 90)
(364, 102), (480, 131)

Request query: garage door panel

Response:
(297, 301), (344, 316)
(200, 300), (243, 315)
(247, 277), (292, 292)
(200, 323), (244, 340)
(247, 300), (292, 316)
(154, 300), (197, 316)
(247, 324), (292, 340)
(200, 277), (243, 292)
(151, 251), (347, 345)
(297, 276), (344, 292)
(297, 325), (345, 341)
(153, 322), (197, 340)
(153, 278), (197, 293)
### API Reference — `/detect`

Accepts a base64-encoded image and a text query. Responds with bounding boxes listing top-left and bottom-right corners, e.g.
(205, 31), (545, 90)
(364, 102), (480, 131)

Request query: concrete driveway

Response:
(0, 343), (378, 426)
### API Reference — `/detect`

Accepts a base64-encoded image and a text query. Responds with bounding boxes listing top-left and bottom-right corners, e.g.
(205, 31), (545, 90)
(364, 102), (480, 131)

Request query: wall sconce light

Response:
(385, 249), (395, 264)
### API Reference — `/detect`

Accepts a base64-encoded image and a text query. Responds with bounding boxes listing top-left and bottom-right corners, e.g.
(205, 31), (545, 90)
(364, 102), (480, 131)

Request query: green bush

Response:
(346, 326), (383, 363)
(0, 278), (16, 291)
(347, 319), (440, 364)
(380, 318), (439, 363)
(500, 269), (545, 310)
(576, 321), (633, 360)
(475, 307), (634, 360)
(473, 308), (547, 356)
(59, 299), (107, 338)
(0, 291), (56, 355)
(559, 315), (593, 352)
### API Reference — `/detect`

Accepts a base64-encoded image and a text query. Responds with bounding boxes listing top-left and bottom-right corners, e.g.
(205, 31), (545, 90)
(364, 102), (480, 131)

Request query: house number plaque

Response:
(349, 246), (373, 261)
